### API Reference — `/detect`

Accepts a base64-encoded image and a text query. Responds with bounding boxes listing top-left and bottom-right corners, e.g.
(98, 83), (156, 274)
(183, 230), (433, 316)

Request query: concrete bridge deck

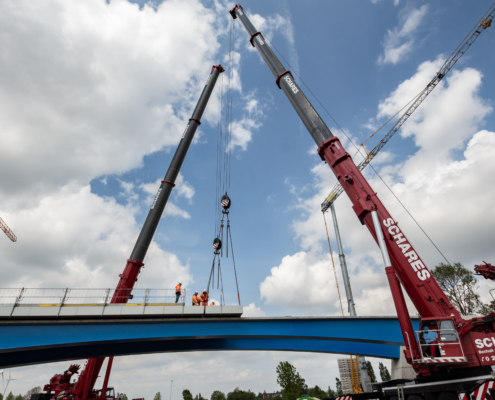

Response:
(0, 316), (419, 369)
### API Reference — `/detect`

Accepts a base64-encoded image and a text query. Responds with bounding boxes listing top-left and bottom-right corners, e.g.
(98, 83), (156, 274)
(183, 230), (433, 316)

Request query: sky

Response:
(1, 0), (495, 398)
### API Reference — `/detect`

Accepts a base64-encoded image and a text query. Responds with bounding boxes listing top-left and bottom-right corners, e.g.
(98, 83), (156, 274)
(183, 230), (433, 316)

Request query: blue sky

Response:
(1, 0), (495, 398)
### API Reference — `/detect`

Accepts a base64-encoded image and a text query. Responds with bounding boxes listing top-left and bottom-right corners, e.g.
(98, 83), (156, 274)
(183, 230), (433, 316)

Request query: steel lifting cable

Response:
(208, 19), (241, 306)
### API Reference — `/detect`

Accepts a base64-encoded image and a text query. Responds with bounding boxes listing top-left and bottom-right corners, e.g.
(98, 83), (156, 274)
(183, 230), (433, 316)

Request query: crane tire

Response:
(438, 392), (458, 400)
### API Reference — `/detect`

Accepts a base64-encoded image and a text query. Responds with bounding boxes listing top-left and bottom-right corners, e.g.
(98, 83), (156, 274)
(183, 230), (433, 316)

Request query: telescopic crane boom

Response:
(43, 64), (225, 400)
(321, 3), (495, 212)
(230, 4), (495, 379)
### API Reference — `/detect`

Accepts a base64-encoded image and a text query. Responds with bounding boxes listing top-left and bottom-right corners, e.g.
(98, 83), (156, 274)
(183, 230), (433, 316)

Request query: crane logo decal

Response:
(284, 75), (299, 94)
(151, 188), (162, 210)
(475, 338), (495, 349)
(383, 218), (431, 281)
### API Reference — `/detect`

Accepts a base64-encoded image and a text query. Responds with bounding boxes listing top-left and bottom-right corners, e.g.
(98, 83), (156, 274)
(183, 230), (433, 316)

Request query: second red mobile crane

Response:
(231, 4), (495, 400)
(36, 64), (225, 400)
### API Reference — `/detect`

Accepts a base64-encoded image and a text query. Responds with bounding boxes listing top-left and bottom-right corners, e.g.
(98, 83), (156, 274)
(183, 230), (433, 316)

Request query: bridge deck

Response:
(0, 316), (419, 368)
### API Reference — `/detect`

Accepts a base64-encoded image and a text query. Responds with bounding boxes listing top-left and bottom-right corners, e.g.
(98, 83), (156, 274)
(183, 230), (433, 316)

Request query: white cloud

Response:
(242, 302), (266, 317)
(0, 184), (192, 288)
(377, 5), (428, 65)
(0, 0), (219, 211)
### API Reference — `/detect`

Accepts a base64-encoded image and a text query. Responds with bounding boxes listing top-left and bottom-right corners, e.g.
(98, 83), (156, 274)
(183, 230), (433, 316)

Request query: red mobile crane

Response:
(230, 5), (495, 400)
(36, 64), (225, 400)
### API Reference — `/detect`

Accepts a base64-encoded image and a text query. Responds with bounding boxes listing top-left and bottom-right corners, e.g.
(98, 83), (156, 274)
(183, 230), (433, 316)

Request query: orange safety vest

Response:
(192, 295), (199, 306)
(175, 284), (181, 294)
(200, 293), (209, 305)
(209, 302), (215, 306)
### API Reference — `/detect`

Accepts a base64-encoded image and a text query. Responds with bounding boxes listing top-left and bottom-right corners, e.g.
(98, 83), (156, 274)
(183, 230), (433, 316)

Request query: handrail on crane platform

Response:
(0, 287), (186, 308)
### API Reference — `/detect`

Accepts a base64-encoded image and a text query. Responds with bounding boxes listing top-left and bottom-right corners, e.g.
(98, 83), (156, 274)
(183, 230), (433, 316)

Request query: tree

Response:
(23, 387), (42, 400)
(15, 395), (23, 400)
(154, 392), (162, 400)
(431, 262), (487, 315)
(194, 395), (205, 400)
(116, 393), (128, 400)
(211, 391), (226, 400)
(227, 388), (255, 400)
(327, 386), (337, 398)
(6, 393), (14, 400)
(276, 362), (305, 400)
(307, 385), (327, 399)
(366, 361), (376, 383)
(335, 378), (343, 396)
(183, 390), (194, 400)
(0, 393), (3, 400)
(379, 362), (391, 381)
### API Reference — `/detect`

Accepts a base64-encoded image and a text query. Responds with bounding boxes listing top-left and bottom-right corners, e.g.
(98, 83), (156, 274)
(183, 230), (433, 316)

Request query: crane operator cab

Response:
(96, 387), (118, 400)
(417, 318), (466, 363)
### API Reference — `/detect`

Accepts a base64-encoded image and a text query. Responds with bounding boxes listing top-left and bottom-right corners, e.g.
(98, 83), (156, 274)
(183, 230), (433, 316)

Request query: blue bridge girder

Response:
(0, 316), (420, 368)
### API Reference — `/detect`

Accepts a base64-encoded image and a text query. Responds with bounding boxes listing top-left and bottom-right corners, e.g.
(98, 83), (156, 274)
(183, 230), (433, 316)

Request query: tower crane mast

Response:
(320, 4), (495, 212)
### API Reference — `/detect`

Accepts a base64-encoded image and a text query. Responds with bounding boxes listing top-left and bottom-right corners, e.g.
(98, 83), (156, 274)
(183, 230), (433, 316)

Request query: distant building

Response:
(262, 391), (282, 399)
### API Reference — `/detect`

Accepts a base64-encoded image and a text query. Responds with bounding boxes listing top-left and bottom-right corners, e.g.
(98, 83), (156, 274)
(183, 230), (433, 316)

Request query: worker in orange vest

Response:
(199, 290), (209, 306)
(209, 301), (215, 306)
(175, 283), (182, 303)
(192, 291), (200, 306)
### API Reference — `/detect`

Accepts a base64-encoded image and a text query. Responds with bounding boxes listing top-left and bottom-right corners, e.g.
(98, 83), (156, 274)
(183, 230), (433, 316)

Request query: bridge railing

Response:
(0, 288), (186, 307)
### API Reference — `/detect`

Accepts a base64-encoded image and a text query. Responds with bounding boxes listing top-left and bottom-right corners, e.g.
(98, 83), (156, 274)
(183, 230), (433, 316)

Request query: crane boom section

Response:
(231, 4), (460, 327)
(321, 3), (495, 212)
(231, 6), (332, 146)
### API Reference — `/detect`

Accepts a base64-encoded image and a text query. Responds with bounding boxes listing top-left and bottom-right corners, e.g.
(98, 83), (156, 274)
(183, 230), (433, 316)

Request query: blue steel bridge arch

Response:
(0, 317), (420, 369)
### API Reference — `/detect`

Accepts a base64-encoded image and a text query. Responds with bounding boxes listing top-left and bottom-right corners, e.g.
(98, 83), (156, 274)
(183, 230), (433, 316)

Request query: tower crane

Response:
(0, 216), (16, 242)
(231, 4), (495, 400)
(320, 3), (495, 212)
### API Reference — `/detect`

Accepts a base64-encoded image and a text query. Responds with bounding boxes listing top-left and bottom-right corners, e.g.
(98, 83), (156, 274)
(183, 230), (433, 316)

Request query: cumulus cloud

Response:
(0, 184), (192, 288)
(0, 0), (222, 210)
(377, 5), (428, 65)
(242, 302), (266, 317)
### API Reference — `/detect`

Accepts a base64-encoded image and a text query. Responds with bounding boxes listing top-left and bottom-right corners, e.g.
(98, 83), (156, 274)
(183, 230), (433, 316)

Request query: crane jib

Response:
(231, 5), (333, 146)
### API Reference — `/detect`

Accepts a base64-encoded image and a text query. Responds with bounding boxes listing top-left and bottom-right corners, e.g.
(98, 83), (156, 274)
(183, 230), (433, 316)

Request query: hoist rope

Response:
(254, 25), (452, 267)
(228, 222), (242, 306)
(323, 211), (344, 316)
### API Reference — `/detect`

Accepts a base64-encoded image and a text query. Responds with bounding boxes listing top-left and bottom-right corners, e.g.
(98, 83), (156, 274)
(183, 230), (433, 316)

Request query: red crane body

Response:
(230, 4), (495, 377)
